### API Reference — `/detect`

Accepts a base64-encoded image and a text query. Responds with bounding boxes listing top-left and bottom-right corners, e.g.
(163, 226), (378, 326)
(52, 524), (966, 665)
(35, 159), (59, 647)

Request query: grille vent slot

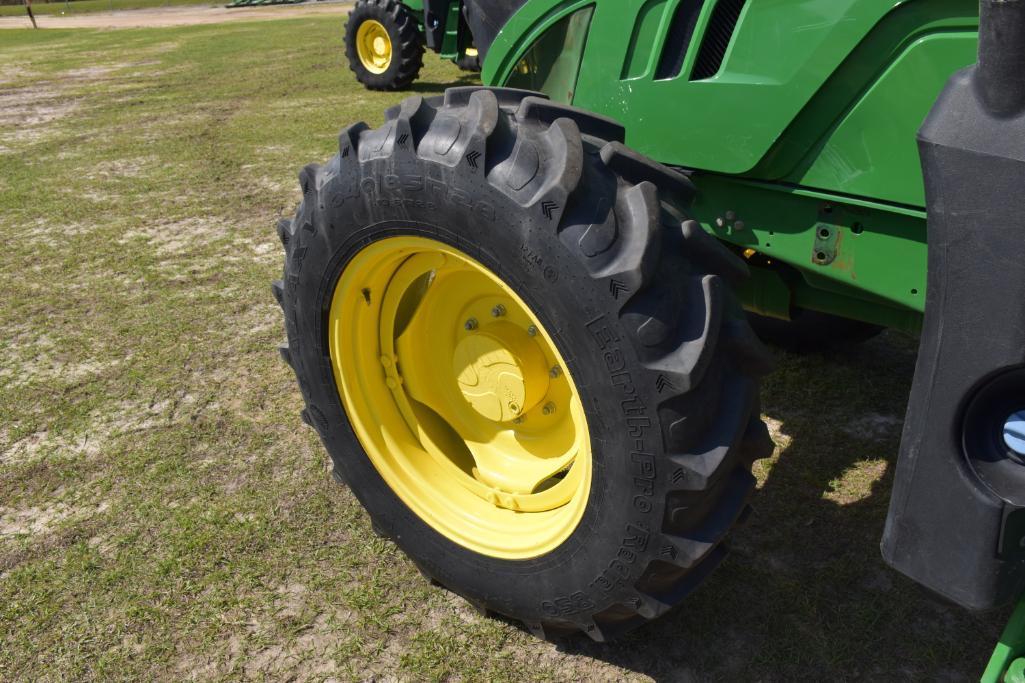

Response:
(654, 0), (705, 80)
(690, 0), (747, 80)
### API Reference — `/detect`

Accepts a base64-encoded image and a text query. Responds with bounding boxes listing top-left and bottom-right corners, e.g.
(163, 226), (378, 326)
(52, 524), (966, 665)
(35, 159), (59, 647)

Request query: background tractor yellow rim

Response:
(355, 19), (392, 74)
(329, 237), (592, 559)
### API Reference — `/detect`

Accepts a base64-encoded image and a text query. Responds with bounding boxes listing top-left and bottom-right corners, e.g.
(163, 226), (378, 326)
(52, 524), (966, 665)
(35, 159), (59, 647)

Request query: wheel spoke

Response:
(462, 436), (578, 495)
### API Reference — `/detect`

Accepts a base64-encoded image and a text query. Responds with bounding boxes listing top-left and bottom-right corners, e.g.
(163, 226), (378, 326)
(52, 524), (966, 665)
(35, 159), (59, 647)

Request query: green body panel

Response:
(789, 31), (978, 207)
(983, 597), (1025, 683)
(692, 174), (927, 330)
(438, 2), (463, 59)
(480, 0), (982, 330)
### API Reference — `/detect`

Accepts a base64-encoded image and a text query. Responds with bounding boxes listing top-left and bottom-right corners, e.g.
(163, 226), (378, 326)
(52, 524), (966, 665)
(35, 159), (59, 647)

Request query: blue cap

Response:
(1004, 411), (1025, 456)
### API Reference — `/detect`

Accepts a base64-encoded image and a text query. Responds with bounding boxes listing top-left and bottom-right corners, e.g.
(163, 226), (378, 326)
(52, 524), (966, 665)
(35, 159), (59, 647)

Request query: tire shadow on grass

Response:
(543, 331), (1007, 681)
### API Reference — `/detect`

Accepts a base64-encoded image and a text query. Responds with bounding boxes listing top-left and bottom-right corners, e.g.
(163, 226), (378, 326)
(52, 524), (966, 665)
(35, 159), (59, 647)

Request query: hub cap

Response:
(1005, 410), (1025, 456)
(355, 19), (392, 74)
(329, 237), (592, 559)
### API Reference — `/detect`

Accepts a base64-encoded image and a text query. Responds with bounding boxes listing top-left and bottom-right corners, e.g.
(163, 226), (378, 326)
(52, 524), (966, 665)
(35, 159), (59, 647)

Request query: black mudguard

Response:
(881, 0), (1025, 609)
(462, 0), (528, 58)
(423, 0), (449, 51)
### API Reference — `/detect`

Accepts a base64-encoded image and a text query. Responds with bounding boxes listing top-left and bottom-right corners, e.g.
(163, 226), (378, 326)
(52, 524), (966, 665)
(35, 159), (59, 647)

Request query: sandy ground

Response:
(0, 1), (350, 29)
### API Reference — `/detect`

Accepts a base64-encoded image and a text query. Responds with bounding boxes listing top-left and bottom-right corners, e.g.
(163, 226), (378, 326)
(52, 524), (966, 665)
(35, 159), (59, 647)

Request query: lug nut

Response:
(464, 318), (478, 331)
(542, 402), (556, 416)
(549, 366), (562, 378)
(491, 304), (506, 318)
(527, 325), (538, 337)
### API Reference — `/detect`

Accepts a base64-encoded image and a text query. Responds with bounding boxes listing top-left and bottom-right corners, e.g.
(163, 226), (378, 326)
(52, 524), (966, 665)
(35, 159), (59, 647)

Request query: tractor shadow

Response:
(551, 331), (1007, 681)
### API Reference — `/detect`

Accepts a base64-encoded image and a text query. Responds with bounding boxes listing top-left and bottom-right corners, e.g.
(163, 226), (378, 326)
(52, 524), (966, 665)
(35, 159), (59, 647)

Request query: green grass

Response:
(0, 17), (1008, 681)
(0, 0), (216, 18)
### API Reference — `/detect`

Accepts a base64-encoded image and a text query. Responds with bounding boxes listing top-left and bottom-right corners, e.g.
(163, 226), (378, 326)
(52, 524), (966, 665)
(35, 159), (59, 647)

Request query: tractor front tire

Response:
(273, 87), (774, 641)
(344, 0), (424, 91)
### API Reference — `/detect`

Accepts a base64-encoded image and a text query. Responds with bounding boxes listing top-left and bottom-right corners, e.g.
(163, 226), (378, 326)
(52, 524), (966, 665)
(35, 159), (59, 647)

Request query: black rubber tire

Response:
(747, 308), (884, 353)
(456, 51), (481, 72)
(344, 0), (424, 91)
(272, 87), (775, 641)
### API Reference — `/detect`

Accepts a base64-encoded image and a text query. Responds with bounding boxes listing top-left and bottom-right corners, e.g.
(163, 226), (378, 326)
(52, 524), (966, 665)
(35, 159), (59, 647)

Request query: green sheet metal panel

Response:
(486, 0), (978, 182)
(791, 32), (978, 207)
(480, 0), (979, 324)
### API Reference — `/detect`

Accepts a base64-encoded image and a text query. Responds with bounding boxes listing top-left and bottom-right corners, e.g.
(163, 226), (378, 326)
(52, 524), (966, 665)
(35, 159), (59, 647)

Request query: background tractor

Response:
(276, 0), (1025, 676)
(344, 0), (480, 90)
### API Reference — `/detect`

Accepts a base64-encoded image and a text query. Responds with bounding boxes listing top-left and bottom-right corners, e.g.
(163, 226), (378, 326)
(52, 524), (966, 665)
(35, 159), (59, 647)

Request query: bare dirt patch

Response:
(0, 319), (127, 392)
(178, 604), (356, 681)
(63, 65), (122, 80)
(0, 500), (109, 537)
(0, 2), (350, 30)
(119, 216), (225, 256)
(0, 84), (79, 144)
(0, 65), (36, 87)
(16, 217), (98, 248)
(0, 63), (145, 148)
(87, 156), (156, 180)
(0, 394), (201, 466)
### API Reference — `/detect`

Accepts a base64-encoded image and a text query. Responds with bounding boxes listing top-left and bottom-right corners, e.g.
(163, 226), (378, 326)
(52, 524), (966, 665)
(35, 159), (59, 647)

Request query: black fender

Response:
(423, 0), (449, 51)
(881, 0), (1025, 609)
(462, 0), (528, 59)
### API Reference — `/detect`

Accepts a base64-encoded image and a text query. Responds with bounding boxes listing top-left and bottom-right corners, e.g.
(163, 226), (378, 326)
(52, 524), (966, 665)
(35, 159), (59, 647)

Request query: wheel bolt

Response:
(542, 402), (556, 415)
(549, 366), (562, 378)
(464, 318), (478, 331)
(491, 304), (506, 318)
(527, 325), (538, 337)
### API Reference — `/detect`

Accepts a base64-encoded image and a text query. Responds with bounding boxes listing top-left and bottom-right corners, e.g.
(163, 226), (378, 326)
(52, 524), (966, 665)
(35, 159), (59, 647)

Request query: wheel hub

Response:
(453, 322), (550, 423)
(355, 19), (392, 74)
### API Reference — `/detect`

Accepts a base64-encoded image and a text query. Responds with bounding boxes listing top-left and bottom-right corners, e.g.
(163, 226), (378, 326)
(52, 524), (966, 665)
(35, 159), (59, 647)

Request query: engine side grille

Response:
(654, 0), (705, 80)
(690, 0), (747, 80)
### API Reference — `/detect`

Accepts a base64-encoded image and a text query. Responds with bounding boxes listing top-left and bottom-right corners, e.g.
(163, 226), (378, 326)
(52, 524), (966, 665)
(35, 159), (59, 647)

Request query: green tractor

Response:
(344, 0), (480, 90)
(275, 0), (1025, 675)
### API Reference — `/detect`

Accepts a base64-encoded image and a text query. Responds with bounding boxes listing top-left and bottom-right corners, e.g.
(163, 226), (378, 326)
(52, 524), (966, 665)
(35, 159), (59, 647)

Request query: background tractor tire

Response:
(273, 87), (774, 641)
(456, 48), (481, 72)
(344, 0), (424, 91)
(748, 308), (883, 352)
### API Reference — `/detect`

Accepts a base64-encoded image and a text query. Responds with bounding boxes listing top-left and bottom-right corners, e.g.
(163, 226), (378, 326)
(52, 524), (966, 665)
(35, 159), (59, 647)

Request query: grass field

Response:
(0, 17), (1008, 682)
(0, 0), (216, 18)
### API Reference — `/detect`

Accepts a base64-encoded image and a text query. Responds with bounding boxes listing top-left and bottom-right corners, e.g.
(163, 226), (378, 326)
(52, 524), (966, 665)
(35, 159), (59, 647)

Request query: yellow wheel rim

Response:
(329, 237), (592, 559)
(355, 19), (392, 74)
